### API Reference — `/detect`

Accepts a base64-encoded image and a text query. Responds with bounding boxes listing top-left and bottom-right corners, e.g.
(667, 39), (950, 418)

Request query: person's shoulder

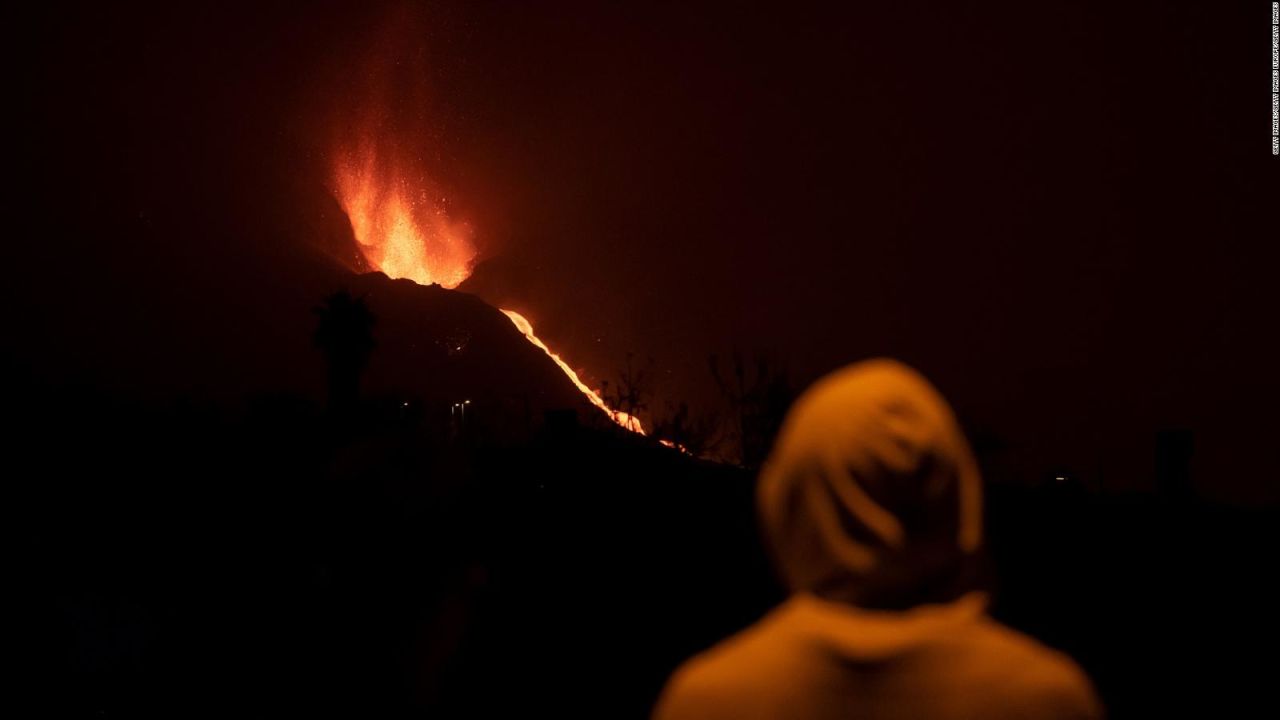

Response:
(663, 605), (804, 691)
(652, 604), (807, 720)
(966, 618), (1104, 719)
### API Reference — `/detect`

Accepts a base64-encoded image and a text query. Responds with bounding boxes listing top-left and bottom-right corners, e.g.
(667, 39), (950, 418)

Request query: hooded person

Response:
(653, 359), (1102, 720)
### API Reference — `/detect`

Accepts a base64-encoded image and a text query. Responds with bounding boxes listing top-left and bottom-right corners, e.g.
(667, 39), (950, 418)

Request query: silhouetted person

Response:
(314, 291), (376, 416)
(654, 359), (1101, 720)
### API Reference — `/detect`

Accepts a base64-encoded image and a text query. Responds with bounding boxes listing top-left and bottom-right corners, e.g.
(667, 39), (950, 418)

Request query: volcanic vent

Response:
(329, 138), (645, 435)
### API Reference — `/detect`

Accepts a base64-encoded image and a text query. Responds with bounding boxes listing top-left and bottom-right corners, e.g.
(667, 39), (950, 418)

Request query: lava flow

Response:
(332, 148), (646, 435)
(501, 309), (644, 433)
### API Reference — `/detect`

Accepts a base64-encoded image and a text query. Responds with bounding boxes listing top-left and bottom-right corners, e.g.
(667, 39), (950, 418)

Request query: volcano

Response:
(326, 100), (647, 436)
(336, 270), (643, 442)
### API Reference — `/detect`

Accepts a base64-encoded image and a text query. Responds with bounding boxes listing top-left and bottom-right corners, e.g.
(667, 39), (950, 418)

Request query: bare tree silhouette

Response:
(710, 351), (793, 468)
(601, 352), (653, 431)
(652, 400), (722, 459)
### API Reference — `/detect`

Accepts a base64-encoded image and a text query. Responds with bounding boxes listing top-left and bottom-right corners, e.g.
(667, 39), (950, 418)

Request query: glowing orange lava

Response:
(502, 309), (645, 434)
(333, 145), (475, 289)
(331, 149), (645, 434)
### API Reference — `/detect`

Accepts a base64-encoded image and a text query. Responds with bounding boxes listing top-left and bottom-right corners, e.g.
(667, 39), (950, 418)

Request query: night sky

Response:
(9, 1), (1277, 502)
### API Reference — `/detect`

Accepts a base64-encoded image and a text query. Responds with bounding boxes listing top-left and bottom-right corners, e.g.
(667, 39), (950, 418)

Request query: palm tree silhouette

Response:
(314, 291), (376, 415)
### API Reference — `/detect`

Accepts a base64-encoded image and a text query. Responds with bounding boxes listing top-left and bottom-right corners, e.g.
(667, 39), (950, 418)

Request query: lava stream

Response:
(501, 309), (645, 434)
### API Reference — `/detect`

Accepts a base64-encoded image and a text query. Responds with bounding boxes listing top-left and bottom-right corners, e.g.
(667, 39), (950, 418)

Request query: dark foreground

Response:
(10, 377), (1277, 718)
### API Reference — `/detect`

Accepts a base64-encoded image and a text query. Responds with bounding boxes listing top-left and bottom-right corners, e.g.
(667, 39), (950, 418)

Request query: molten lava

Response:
(333, 145), (475, 289)
(331, 150), (645, 434)
(502, 309), (645, 434)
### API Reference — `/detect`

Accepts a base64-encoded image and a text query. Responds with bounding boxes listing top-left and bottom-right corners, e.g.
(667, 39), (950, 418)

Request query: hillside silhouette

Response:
(5, 270), (1276, 718)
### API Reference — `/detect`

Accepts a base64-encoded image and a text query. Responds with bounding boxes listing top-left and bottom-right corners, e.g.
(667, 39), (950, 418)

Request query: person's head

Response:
(758, 359), (983, 610)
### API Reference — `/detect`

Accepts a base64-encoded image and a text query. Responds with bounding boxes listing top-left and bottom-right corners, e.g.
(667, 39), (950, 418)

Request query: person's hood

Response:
(758, 359), (983, 609)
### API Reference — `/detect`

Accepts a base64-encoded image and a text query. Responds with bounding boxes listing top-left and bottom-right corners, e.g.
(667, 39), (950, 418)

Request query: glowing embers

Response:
(501, 310), (645, 434)
(332, 147), (475, 289)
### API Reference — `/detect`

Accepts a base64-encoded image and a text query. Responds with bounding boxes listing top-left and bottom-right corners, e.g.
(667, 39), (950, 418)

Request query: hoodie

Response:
(653, 359), (1101, 720)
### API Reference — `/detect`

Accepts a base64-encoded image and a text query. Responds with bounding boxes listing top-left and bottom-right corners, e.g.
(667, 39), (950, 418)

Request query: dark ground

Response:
(9, 355), (1276, 718)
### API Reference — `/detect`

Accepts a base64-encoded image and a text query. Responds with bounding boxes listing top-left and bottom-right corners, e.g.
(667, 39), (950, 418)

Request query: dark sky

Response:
(9, 1), (1278, 502)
